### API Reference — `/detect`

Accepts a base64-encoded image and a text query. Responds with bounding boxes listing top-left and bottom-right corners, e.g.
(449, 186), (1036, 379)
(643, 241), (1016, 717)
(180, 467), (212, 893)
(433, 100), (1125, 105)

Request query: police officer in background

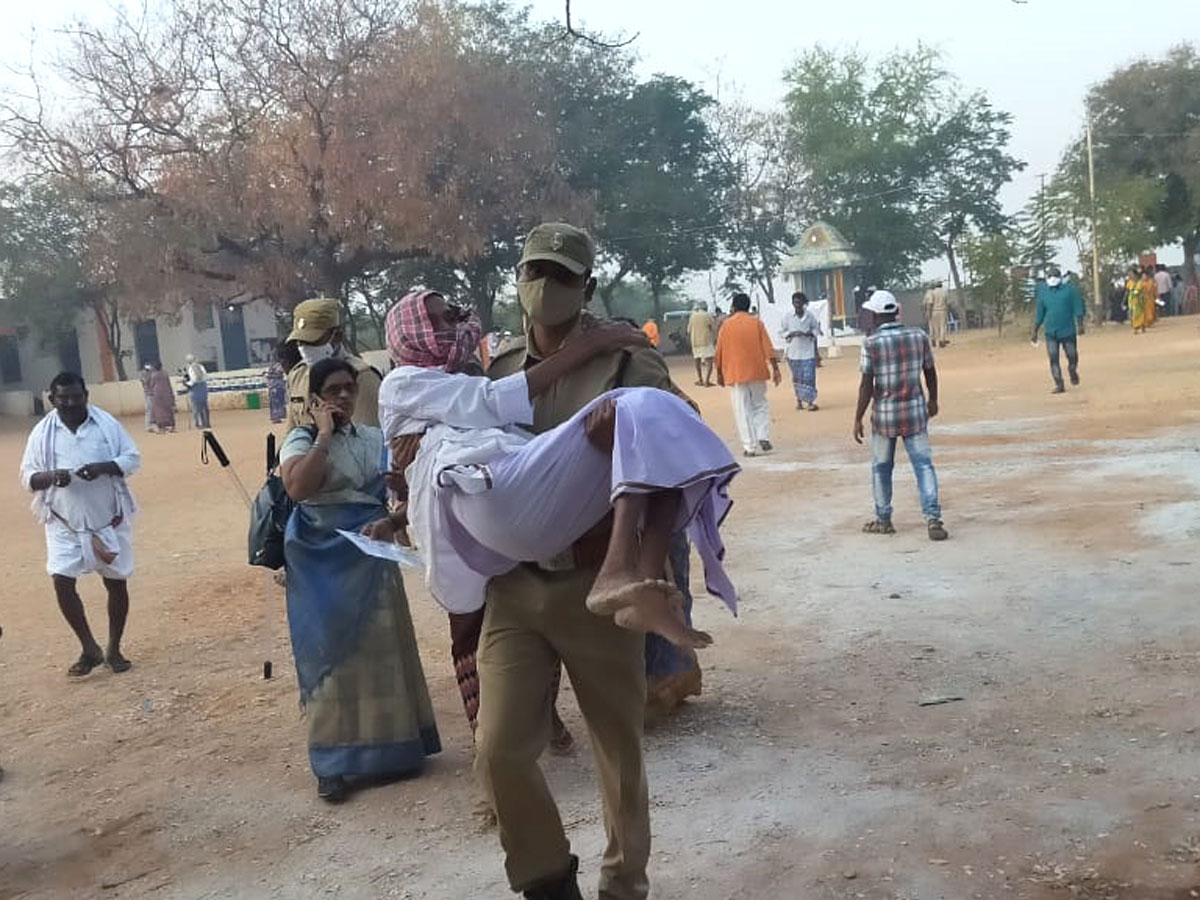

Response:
(478, 223), (685, 900)
(284, 298), (382, 430)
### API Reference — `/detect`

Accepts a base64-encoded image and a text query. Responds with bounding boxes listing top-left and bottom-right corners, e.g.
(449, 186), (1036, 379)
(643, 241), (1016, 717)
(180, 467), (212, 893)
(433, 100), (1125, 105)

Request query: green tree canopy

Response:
(782, 45), (1023, 290)
(1082, 44), (1200, 285)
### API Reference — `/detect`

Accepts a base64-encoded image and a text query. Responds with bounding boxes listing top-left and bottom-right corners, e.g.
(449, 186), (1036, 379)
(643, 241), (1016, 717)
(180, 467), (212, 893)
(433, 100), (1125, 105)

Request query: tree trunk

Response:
(94, 301), (127, 382)
(650, 281), (663, 323)
(597, 265), (630, 316)
(945, 241), (968, 328)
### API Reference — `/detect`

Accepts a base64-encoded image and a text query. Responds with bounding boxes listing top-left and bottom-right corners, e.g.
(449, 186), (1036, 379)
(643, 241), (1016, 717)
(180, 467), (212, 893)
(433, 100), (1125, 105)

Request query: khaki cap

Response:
(288, 298), (342, 343)
(518, 223), (595, 276)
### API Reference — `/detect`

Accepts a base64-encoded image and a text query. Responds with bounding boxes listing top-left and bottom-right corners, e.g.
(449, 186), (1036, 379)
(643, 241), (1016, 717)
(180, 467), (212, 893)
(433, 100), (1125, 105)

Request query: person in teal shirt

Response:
(1031, 265), (1086, 394)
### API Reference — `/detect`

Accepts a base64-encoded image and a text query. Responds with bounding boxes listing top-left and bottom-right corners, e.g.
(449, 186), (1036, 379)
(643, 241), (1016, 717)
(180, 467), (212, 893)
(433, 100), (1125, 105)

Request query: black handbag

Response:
(248, 434), (294, 570)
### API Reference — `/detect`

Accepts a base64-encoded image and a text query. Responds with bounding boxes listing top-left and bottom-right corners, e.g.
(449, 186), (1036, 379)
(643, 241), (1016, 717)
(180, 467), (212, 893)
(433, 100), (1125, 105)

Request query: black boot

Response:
(523, 856), (583, 900)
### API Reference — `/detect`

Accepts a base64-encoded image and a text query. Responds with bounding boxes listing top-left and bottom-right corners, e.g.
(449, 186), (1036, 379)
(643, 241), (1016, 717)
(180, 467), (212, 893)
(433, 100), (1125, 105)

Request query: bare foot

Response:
(587, 570), (643, 616)
(607, 580), (714, 650)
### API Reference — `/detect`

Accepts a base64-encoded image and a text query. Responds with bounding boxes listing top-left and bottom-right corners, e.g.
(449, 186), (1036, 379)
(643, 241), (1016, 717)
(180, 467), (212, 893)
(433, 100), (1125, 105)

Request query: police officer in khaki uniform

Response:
(477, 223), (677, 900)
(284, 298), (382, 430)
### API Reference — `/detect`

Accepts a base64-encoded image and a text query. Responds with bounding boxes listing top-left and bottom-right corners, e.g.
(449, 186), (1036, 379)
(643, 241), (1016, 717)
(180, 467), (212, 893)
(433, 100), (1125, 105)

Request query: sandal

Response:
(106, 651), (133, 674)
(862, 520), (895, 535)
(68, 650), (105, 677)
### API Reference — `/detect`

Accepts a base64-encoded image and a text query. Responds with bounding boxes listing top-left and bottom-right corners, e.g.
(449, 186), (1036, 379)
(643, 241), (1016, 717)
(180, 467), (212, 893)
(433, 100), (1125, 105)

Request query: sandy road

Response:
(1, 317), (1199, 899)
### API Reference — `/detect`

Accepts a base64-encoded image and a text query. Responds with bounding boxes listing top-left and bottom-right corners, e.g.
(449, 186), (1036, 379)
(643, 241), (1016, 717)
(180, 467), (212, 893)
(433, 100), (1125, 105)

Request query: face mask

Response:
(517, 277), (585, 327)
(1046, 277), (1062, 287)
(298, 343), (334, 366)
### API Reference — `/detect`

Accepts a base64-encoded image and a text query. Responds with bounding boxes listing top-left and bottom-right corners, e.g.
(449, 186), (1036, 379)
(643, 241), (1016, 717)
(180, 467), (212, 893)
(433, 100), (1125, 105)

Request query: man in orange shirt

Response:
(641, 318), (660, 348)
(714, 293), (781, 457)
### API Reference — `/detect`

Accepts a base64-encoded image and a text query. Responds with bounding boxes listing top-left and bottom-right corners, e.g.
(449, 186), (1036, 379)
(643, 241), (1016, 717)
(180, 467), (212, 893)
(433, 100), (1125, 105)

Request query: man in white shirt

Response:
(20, 373), (142, 676)
(184, 354), (211, 429)
(779, 291), (823, 411)
(1154, 265), (1173, 316)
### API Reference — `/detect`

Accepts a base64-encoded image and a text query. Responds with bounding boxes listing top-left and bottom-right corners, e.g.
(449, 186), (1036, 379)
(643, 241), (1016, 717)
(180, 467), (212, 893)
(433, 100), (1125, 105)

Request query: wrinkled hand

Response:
(579, 322), (650, 357)
(50, 469), (72, 488)
(585, 398), (617, 453)
(853, 418), (865, 445)
(362, 517), (397, 543)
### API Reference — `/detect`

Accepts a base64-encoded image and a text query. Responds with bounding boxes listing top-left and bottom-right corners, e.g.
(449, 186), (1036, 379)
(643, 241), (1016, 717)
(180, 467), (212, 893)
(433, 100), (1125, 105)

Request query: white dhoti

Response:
(427, 387), (740, 615)
(45, 519), (134, 580)
(729, 381), (771, 453)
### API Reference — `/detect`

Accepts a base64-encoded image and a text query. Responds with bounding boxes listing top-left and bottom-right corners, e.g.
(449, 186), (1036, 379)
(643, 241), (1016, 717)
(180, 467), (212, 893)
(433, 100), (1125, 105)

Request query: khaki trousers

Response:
(475, 562), (650, 899)
(930, 311), (947, 346)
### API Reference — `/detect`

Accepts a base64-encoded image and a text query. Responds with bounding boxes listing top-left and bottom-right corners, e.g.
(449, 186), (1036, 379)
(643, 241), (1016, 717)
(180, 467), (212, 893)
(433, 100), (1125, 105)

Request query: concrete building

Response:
(0, 297), (281, 416)
(780, 222), (870, 331)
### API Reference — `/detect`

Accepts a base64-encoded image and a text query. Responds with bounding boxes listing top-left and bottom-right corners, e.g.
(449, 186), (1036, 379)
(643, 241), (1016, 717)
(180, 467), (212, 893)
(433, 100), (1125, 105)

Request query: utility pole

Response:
(1086, 111), (1103, 322)
(1038, 173), (1048, 272)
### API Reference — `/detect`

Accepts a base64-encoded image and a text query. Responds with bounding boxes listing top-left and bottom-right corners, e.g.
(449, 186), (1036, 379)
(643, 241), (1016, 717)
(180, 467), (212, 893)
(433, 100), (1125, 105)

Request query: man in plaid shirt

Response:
(853, 291), (948, 541)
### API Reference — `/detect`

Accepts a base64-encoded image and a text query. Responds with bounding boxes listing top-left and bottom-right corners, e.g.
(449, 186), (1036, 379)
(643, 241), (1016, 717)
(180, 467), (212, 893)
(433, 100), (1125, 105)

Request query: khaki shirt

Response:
(488, 314), (684, 570)
(284, 355), (383, 431)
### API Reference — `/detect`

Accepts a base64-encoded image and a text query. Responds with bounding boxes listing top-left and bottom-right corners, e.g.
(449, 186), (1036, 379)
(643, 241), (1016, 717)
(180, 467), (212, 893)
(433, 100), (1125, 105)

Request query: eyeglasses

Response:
(319, 382), (358, 400)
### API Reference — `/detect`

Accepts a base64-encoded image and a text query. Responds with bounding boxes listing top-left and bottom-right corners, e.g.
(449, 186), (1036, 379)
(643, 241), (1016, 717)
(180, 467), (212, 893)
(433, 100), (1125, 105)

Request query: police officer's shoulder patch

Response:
(487, 338), (527, 377)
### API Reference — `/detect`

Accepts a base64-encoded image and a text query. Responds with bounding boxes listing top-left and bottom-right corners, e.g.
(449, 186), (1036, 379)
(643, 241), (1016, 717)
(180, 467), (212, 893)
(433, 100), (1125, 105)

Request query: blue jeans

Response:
(787, 358), (818, 406)
(871, 430), (941, 523)
(190, 383), (211, 429)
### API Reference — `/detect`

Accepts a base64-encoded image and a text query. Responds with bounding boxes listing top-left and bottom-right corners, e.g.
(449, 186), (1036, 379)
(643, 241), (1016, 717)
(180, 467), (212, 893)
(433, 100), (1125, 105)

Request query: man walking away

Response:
(687, 304), (717, 387)
(1155, 264), (1173, 317)
(284, 297), (382, 429)
(20, 373), (141, 675)
(139, 364), (155, 432)
(779, 291), (822, 411)
(928, 280), (949, 347)
(853, 292), (947, 541)
(714, 293), (781, 457)
(185, 354), (211, 429)
(1031, 265), (1085, 394)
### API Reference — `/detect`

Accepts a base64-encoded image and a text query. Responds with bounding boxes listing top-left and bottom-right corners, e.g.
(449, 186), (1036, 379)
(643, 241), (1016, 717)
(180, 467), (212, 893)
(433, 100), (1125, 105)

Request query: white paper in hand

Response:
(337, 529), (423, 567)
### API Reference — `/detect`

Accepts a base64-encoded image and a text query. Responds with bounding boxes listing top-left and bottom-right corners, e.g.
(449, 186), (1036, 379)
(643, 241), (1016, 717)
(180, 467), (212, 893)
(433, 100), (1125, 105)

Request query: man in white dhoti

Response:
(374, 290), (740, 648)
(20, 373), (142, 676)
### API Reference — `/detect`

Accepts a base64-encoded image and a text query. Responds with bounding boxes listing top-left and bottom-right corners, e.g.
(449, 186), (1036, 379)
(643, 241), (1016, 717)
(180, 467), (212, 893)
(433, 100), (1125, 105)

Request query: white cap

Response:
(185, 354), (195, 363)
(863, 290), (899, 315)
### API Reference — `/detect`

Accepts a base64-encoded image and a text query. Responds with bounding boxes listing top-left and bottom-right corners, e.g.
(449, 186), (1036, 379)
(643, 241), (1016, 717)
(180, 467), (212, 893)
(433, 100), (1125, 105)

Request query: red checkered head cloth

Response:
(385, 290), (482, 372)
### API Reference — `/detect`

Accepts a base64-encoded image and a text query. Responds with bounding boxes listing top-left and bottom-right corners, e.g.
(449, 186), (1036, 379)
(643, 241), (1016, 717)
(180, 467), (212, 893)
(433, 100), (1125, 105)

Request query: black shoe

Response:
(317, 775), (348, 803)
(1069, 370), (1080, 386)
(759, 440), (773, 453)
(523, 856), (582, 900)
(1051, 384), (1066, 394)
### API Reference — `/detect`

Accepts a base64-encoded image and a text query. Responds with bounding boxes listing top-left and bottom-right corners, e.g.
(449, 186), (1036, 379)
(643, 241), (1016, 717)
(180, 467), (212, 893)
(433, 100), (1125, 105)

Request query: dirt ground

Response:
(2, 317), (1200, 900)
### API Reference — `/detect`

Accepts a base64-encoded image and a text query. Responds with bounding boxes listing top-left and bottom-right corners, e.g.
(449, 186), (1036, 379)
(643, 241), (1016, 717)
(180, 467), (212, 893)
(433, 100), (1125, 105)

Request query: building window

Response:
(193, 302), (215, 331)
(0, 334), (22, 384)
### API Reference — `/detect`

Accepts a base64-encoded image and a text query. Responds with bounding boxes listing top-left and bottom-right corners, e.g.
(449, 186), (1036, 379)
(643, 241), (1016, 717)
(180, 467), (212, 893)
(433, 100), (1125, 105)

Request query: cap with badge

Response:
(288, 297), (343, 344)
(862, 290), (900, 315)
(518, 223), (595, 276)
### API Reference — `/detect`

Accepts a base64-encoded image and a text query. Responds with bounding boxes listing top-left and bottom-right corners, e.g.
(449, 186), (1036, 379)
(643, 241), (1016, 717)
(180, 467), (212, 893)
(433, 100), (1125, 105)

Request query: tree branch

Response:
(561, 0), (638, 49)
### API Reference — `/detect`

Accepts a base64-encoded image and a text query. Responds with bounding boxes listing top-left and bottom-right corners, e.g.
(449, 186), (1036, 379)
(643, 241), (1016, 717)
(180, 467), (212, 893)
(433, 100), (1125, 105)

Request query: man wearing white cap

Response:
(184, 354), (210, 430)
(853, 291), (948, 541)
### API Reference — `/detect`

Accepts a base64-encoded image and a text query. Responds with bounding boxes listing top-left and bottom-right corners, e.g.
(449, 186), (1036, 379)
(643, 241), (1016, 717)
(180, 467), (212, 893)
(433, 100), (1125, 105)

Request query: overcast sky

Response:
(2, 0), (1192, 273)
